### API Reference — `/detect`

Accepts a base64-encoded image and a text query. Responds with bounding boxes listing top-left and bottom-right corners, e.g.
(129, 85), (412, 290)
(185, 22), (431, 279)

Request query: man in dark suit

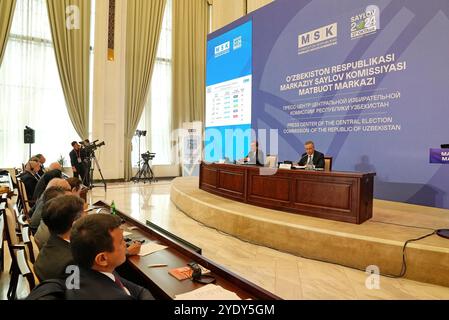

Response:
(20, 158), (42, 200)
(34, 195), (85, 281)
(298, 141), (325, 169)
(67, 214), (154, 300)
(69, 141), (86, 184)
(32, 163), (63, 201)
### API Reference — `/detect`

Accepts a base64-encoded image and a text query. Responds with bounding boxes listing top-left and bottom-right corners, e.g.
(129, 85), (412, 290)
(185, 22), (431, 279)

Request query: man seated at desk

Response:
(241, 141), (265, 166)
(67, 214), (154, 300)
(298, 141), (325, 169)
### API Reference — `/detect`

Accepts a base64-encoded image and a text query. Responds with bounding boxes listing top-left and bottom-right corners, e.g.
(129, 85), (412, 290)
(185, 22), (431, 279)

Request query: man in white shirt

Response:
(298, 141), (325, 169)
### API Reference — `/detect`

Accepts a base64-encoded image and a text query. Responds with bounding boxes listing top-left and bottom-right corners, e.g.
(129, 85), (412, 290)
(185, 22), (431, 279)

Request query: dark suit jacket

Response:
(298, 151), (325, 169)
(20, 171), (39, 200)
(32, 169), (63, 201)
(65, 268), (155, 300)
(34, 234), (74, 281)
(69, 149), (86, 169)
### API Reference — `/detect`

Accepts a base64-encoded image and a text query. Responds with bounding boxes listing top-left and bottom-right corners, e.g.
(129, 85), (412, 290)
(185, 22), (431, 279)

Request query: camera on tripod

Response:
(141, 151), (156, 162)
(136, 130), (147, 137)
(84, 140), (106, 156)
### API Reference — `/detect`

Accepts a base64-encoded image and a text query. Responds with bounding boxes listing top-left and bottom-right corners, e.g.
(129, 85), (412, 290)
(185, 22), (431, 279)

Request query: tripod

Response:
(131, 154), (157, 184)
(84, 153), (107, 191)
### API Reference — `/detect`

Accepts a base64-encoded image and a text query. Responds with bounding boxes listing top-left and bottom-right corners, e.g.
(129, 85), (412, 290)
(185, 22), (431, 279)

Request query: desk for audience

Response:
(95, 201), (280, 300)
(199, 162), (376, 224)
(0, 171), (14, 198)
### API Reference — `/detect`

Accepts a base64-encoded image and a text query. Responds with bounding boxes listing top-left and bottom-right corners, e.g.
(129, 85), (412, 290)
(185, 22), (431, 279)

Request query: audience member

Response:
(34, 195), (85, 281)
(67, 214), (154, 300)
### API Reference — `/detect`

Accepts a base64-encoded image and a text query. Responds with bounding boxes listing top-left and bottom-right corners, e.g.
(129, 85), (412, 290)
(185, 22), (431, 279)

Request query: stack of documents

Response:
(138, 242), (168, 256)
(174, 284), (241, 300)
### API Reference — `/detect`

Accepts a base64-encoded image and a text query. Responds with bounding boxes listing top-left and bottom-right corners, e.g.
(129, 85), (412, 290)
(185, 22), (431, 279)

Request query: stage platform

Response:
(170, 177), (449, 287)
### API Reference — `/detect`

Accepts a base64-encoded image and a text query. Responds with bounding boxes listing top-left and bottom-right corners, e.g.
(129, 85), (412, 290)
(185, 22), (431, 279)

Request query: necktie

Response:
(307, 155), (312, 165)
(114, 275), (127, 292)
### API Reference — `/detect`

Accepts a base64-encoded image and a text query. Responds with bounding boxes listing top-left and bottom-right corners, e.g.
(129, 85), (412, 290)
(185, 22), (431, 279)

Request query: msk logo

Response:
(298, 23), (337, 48)
(214, 41), (230, 57)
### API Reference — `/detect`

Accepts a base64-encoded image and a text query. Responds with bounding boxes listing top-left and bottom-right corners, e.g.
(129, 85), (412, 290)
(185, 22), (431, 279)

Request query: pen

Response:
(148, 264), (168, 268)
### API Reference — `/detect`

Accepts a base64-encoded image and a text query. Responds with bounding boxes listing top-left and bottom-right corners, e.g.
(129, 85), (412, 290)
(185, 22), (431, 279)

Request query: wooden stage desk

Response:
(95, 201), (280, 300)
(199, 162), (376, 224)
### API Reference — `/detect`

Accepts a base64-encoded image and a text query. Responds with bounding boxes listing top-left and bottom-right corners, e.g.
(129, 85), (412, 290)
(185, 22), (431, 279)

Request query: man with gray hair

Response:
(298, 141), (325, 169)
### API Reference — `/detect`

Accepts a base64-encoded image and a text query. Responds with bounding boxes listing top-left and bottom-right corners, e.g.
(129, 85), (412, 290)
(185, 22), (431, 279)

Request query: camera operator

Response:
(80, 139), (92, 186)
(69, 141), (87, 183)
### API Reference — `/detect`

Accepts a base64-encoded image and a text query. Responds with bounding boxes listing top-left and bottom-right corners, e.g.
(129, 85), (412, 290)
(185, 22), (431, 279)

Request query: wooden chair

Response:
(16, 177), (33, 218)
(3, 205), (39, 299)
(6, 197), (38, 263)
(324, 156), (333, 171)
(9, 248), (37, 300)
(4, 207), (39, 299)
(0, 201), (6, 273)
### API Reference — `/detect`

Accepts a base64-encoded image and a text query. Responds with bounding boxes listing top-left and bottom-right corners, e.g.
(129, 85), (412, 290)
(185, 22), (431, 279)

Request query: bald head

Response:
(46, 178), (71, 191)
(49, 162), (62, 171)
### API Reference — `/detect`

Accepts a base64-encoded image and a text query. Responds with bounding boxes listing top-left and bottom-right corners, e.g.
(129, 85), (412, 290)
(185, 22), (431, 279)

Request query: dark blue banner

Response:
(207, 0), (449, 209)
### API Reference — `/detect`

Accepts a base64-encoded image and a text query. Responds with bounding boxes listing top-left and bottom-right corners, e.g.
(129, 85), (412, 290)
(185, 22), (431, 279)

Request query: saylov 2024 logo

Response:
(351, 5), (380, 40)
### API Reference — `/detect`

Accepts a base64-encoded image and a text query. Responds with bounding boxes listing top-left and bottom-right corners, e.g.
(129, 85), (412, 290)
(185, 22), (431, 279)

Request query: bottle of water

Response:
(111, 200), (117, 215)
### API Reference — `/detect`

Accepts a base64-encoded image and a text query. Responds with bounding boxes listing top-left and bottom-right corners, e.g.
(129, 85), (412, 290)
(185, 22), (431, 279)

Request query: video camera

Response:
(141, 151), (156, 162)
(83, 140), (106, 156)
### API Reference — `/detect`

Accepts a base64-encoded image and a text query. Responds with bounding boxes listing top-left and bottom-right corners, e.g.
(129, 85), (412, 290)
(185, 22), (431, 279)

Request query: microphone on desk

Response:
(299, 154), (309, 164)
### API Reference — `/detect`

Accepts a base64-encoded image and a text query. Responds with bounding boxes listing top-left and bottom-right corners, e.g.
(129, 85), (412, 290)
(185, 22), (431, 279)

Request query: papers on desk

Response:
(138, 242), (168, 256)
(174, 284), (241, 300)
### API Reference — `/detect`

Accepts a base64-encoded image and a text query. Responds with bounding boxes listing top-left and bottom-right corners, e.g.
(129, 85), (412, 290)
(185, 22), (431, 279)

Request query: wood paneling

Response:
(295, 180), (351, 210)
(249, 175), (291, 202)
(200, 162), (375, 224)
(201, 167), (217, 188)
(218, 170), (245, 195)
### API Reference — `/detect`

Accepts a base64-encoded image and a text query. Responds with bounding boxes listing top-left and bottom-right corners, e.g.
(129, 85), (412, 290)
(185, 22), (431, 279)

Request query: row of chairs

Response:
(0, 170), (40, 300)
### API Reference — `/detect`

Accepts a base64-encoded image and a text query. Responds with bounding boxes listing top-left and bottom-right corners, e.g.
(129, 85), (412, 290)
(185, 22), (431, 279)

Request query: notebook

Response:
(169, 266), (193, 280)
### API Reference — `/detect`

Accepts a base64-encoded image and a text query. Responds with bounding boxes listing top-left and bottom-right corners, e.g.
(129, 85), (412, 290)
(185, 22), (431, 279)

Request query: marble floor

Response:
(2, 180), (449, 300)
(89, 181), (449, 300)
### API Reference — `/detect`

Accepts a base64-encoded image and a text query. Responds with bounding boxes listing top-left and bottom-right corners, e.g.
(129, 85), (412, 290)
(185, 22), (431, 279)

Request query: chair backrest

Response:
(4, 206), (19, 246)
(265, 155), (278, 168)
(324, 156), (333, 171)
(0, 202), (5, 250)
(14, 248), (36, 299)
(16, 178), (30, 217)
(19, 221), (38, 263)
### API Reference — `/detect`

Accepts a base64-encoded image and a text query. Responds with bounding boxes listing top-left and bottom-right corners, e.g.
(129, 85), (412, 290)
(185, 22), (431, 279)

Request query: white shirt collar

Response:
(100, 272), (115, 282)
